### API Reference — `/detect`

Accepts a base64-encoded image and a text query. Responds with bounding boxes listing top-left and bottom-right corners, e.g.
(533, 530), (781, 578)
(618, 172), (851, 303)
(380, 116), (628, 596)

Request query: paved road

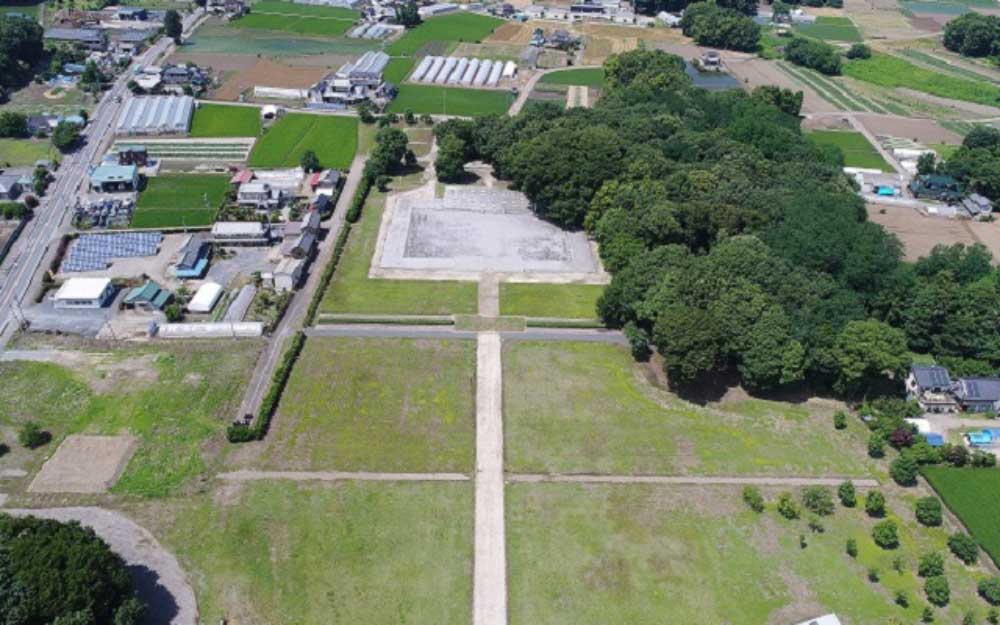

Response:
(217, 470), (469, 482)
(238, 153), (367, 417)
(0, 14), (201, 348)
(306, 324), (627, 343)
(508, 474), (880, 487)
(474, 332), (506, 625)
(5, 507), (198, 625)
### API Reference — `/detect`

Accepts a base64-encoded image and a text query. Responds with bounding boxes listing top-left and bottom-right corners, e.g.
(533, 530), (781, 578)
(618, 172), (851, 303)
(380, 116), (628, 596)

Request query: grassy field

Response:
(387, 85), (511, 116)
(0, 341), (258, 497)
(0, 138), (53, 167)
(538, 68), (606, 87)
(793, 16), (862, 42)
(132, 174), (229, 228)
(499, 283), (604, 319)
(923, 466), (1000, 565)
(160, 481), (472, 625)
(387, 12), (504, 56)
(319, 189), (478, 315)
(507, 483), (985, 625)
(186, 25), (380, 55)
(844, 53), (1000, 108)
(807, 130), (894, 172)
(384, 56), (417, 84)
(230, 12), (355, 37)
(251, 0), (359, 18)
(263, 337), (476, 472)
(190, 103), (261, 138)
(503, 341), (875, 476)
(249, 113), (357, 169)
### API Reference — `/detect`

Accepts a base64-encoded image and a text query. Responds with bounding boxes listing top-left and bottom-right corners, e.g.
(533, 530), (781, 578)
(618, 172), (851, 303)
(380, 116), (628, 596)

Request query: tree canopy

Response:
(0, 15), (44, 93)
(943, 13), (1000, 58)
(680, 2), (760, 51)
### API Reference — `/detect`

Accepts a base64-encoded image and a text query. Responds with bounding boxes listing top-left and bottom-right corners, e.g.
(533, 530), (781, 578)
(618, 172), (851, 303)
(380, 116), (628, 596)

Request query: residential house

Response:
(910, 174), (963, 203)
(308, 169), (341, 193)
(162, 64), (208, 87)
(237, 181), (284, 209)
(0, 174), (23, 200)
(283, 210), (321, 238)
(44, 27), (107, 51)
(312, 51), (391, 105)
(280, 231), (316, 259)
(211, 221), (271, 246)
(311, 193), (333, 216)
(905, 365), (957, 413)
(175, 235), (211, 279)
(954, 377), (1000, 413)
(123, 280), (172, 311)
(88, 164), (139, 192)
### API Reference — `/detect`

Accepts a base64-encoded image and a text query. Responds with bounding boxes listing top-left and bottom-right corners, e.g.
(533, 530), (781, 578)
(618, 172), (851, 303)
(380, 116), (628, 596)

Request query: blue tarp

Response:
(924, 433), (945, 447)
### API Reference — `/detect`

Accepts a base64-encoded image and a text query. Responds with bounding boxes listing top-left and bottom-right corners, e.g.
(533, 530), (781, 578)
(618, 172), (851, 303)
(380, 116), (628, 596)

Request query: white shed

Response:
(187, 282), (224, 313)
(53, 277), (114, 309)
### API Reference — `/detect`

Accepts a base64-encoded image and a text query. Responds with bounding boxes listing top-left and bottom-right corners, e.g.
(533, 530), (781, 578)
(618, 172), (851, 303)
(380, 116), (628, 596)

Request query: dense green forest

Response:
(434, 49), (1000, 396)
(943, 13), (1000, 59)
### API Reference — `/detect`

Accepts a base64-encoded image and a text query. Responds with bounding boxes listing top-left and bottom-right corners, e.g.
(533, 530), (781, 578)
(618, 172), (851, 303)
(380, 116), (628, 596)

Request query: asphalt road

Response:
(0, 13), (202, 348)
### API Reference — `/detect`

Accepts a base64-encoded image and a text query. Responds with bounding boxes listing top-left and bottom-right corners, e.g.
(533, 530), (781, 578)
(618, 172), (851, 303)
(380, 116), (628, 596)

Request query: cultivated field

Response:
(845, 53), (1000, 108)
(793, 15), (863, 41)
(498, 283), (604, 319)
(539, 68), (606, 87)
(384, 57), (417, 84)
(387, 85), (512, 116)
(186, 23), (380, 56)
(133, 174), (229, 228)
(249, 113), (357, 169)
(160, 481), (473, 625)
(503, 341), (876, 476)
(0, 339), (259, 497)
(387, 12), (504, 56)
(319, 189), (478, 315)
(262, 336), (476, 472)
(807, 130), (894, 171)
(508, 482), (989, 625)
(923, 466), (1000, 566)
(229, 12), (355, 37)
(190, 103), (261, 137)
(252, 0), (359, 18)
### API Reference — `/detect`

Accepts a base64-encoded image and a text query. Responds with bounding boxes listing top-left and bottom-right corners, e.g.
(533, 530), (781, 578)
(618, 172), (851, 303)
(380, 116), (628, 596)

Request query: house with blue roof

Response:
(89, 164), (139, 193)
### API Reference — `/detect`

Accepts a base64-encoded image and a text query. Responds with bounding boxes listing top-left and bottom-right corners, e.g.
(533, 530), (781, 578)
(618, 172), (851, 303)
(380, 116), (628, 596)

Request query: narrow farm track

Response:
(217, 470), (469, 482)
(507, 474), (880, 487)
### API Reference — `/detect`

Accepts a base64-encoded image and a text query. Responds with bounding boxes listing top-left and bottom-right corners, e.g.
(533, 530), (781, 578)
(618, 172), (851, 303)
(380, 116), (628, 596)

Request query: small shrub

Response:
(865, 490), (886, 517)
(846, 43), (872, 59)
(918, 552), (944, 578)
(846, 538), (858, 558)
(988, 607), (998, 624)
(869, 432), (886, 458)
(949, 532), (979, 565)
(895, 589), (909, 607)
(915, 497), (943, 527)
(838, 480), (856, 507)
(833, 410), (848, 430)
(868, 567), (880, 582)
(777, 492), (800, 519)
(802, 486), (834, 516)
(18, 421), (49, 449)
(979, 577), (1000, 605)
(742, 486), (765, 512)
(872, 519), (899, 549)
(890, 453), (919, 486)
(922, 606), (934, 623)
(808, 516), (824, 533)
(799, 533), (807, 549)
(924, 575), (950, 607)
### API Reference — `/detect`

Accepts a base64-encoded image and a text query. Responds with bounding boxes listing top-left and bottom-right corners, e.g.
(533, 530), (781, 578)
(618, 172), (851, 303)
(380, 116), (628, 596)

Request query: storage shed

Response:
(187, 282), (224, 313)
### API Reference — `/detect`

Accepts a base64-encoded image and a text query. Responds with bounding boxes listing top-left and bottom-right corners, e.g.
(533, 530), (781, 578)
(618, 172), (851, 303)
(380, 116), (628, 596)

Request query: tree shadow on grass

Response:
(128, 564), (179, 625)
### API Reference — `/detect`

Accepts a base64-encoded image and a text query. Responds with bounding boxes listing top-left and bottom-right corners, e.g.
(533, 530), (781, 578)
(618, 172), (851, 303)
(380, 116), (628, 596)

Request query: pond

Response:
(684, 61), (742, 91)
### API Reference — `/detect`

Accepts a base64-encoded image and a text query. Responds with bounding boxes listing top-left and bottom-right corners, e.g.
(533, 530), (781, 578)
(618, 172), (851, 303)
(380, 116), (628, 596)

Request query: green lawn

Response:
(930, 143), (960, 160)
(807, 130), (894, 171)
(384, 56), (417, 84)
(387, 12), (503, 56)
(538, 68), (606, 87)
(844, 53), (1000, 108)
(319, 189), (478, 315)
(499, 283), (604, 319)
(0, 138), (53, 167)
(186, 24), (380, 55)
(793, 16), (862, 42)
(0, 341), (258, 497)
(263, 336), (476, 472)
(503, 341), (875, 476)
(387, 85), (512, 117)
(190, 103), (261, 138)
(249, 113), (357, 169)
(161, 481), (472, 625)
(230, 12), (355, 36)
(923, 466), (1000, 566)
(0, 1), (44, 18)
(251, 0), (360, 18)
(132, 174), (229, 228)
(508, 483), (985, 625)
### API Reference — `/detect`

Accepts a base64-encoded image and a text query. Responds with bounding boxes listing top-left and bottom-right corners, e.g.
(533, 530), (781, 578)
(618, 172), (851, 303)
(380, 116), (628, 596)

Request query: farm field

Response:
(132, 174), (229, 228)
(387, 85), (512, 116)
(186, 24), (380, 56)
(387, 12), (504, 56)
(229, 12), (355, 37)
(0, 138), (53, 167)
(498, 283), (604, 319)
(0, 340), (258, 497)
(538, 67), (606, 87)
(807, 130), (894, 171)
(189, 103), (261, 137)
(262, 337), (476, 472)
(844, 53), (1000, 108)
(779, 61), (909, 115)
(159, 481), (472, 625)
(507, 483), (987, 625)
(251, 0), (359, 18)
(319, 189), (478, 315)
(793, 16), (863, 41)
(922, 466), (1000, 566)
(249, 113), (357, 169)
(503, 341), (876, 476)
(384, 56), (417, 84)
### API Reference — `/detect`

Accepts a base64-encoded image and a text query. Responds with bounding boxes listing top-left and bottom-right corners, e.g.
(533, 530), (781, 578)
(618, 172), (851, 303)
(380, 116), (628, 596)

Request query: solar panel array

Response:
(61, 232), (163, 272)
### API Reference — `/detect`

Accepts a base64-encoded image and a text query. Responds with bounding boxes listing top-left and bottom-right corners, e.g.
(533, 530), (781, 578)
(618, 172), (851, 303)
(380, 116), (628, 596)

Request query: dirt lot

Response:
(727, 57), (832, 113)
(217, 58), (329, 101)
(868, 203), (979, 261)
(802, 115), (854, 131)
(57, 233), (188, 287)
(486, 21), (534, 44)
(29, 434), (137, 493)
(856, 114), (963, 144)
(844, 0), (927, 39)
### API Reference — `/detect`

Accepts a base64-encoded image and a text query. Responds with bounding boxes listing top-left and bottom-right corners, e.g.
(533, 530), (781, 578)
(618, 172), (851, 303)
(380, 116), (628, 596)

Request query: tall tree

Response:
(164, 9), (182, 43)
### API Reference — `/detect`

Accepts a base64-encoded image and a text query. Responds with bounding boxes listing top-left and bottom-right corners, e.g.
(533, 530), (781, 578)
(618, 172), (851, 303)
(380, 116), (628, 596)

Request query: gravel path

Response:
(217, 470), (469, 482)
(508, 474), (879, 487)
(4, 507), (197, 625)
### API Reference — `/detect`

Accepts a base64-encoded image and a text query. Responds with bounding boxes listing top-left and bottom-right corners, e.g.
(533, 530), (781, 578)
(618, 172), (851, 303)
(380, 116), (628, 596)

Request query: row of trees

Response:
(430, 49), (1000, 395)
(635, 0), (839, 16)
(943, 13), (1000, 59)
(785, 37), (843, 75)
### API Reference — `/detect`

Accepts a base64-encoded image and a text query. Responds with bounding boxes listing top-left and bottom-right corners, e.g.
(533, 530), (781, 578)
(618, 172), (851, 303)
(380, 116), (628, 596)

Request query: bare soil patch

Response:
(730, 58), (832, 113)
(867, 203), (977, 261)
(485, 21), (533, 44)
(29, 435), (137, 493)
(212, 57), (328, 101)
(802, 115), (854, 131)
(857, 113), (962, 144)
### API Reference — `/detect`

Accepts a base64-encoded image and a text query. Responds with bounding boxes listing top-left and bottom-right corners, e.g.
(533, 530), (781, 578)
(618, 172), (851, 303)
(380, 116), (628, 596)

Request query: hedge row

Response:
(345, 174), (372, 223)
(304, 224), (351, 327)
(227, 331), (306, 443)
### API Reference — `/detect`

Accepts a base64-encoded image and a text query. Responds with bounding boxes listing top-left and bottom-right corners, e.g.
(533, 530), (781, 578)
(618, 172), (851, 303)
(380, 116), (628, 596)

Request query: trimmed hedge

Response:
(304, 223), (352, 327)
(227, 331), (306, 443)
(346, 174), (372, 223)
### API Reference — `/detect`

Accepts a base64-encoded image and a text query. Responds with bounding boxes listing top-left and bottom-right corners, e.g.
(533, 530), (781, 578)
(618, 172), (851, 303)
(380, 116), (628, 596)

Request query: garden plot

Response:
(29, 434), (136, 493)
(112, 138), (255, 164)
(374, 186), (603, 279)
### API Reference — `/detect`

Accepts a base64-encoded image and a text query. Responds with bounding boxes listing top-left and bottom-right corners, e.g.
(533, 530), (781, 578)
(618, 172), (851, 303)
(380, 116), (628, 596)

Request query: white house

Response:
(53, 277), (115, 309)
